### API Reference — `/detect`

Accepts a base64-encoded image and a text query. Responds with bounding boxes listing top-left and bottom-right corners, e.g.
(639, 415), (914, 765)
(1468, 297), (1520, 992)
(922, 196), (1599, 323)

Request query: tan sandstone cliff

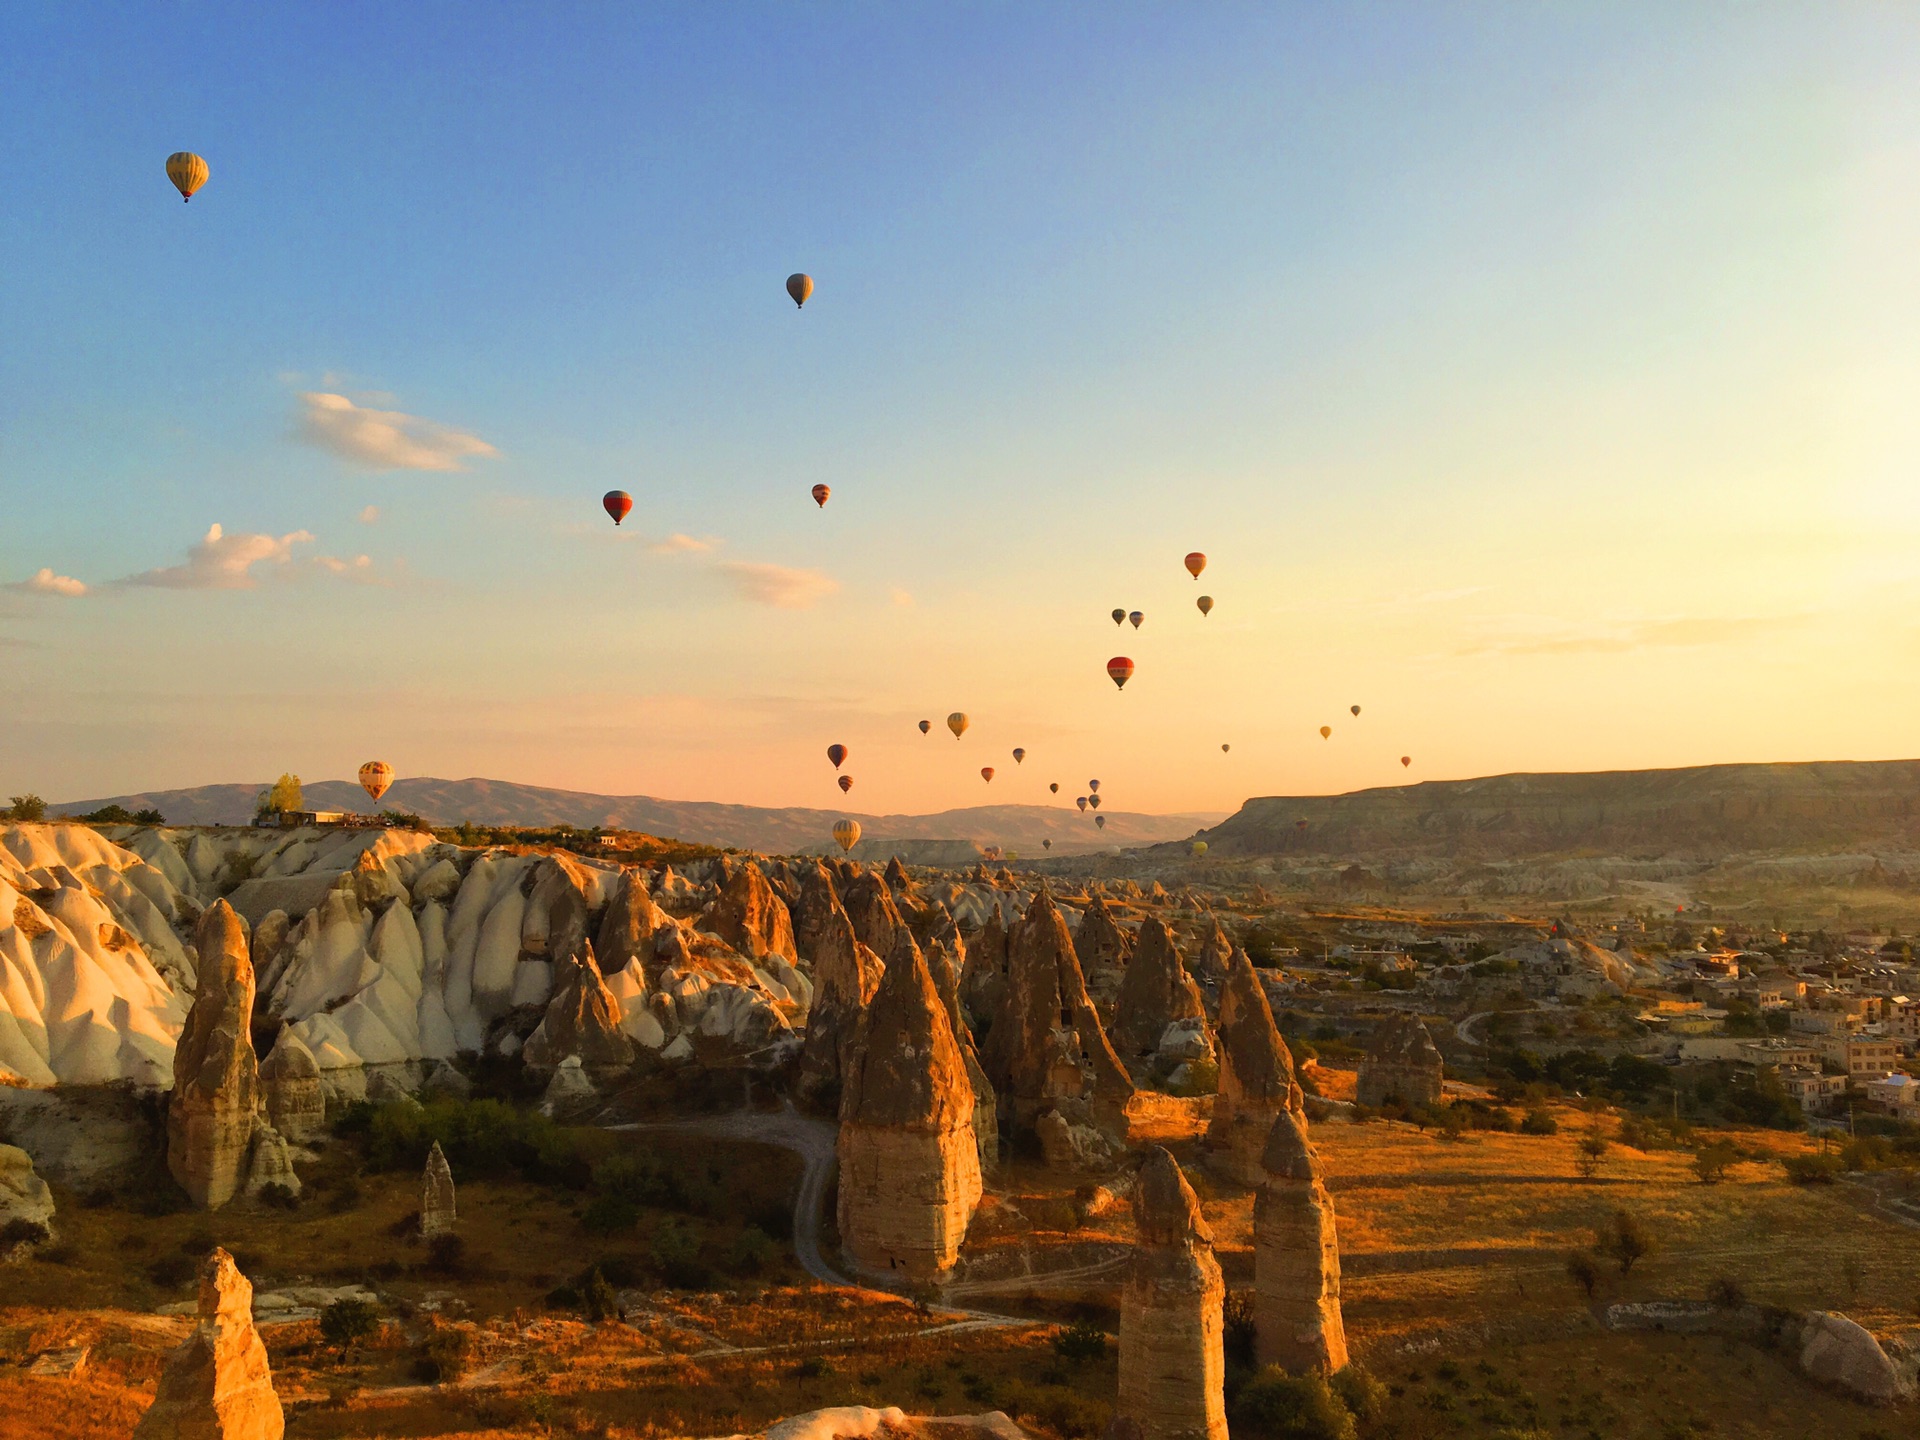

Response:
(1254, 1108), (1348, 1373)
(1115, 1147), (1228, 1440)
(133, 1248), (284, 1440)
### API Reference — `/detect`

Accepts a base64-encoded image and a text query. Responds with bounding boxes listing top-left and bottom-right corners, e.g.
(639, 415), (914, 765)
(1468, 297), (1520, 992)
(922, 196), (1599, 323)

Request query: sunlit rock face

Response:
(836, 930), (981, 1282)
(1206, 948), (1301, 1186)
(1116, 1147), (1228, 1440)
(1355, 1014), (1444, 1109)
(167, 902), (261, 1211)
(1255, 1108), (1348, 1374)
(798, 886), (883, 1109)
(1112, 918), (1210, 1071)
(133, 1248), (284, 1440)
(421, 1141), (456, 1240)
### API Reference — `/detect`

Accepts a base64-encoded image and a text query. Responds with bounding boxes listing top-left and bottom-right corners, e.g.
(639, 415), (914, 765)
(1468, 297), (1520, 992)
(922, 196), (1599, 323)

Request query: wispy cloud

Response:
(719, 562), (840, 610)
(122, 524), (317, 590)
(6, 568), (88, 598)
(358, 505), (381, 525)
(1458, 614), (1802, 657)
(649, 533), (716, 555)
(296, 392), (497, 472)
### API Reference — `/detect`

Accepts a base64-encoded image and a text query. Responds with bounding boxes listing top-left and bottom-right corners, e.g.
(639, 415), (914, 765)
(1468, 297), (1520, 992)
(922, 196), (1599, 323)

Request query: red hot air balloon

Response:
(981, 767), (995, 783)
(1401, 755), (1412, 767)
(811, 484), (830, 508)
(1184, 552), (1207, 579)
(1076, 796), (1088, 812)
(603, 491), (633, 526)
(919, 720), (931, 734)
(827, 744), (847, 769)
(1107, 656), (1134, 689)
(838, 775), (853, 793)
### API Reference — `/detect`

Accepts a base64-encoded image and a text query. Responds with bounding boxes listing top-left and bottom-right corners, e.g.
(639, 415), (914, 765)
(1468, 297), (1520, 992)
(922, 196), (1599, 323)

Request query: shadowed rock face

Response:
(790, 861), (845, 965)
(595, 871), (672, 976)
(1356, 1015), (1444, 1109)
(926, 931), (999, 1174)
(699, 862), (799, 963)
(167, 902), (261, 1211)
(843, 871), (907, 959)
(1113, 919), (1209, 1061)
(1206, 949), (1300, 1185)
(1192, 917), (1233, 984)
(957, 911), (1009, 1031)
(522, 938), (634, 1068)
(258, 1028), (324, 1144)
(1255, 1109), (1348, 1374)
(1074, 897), (1133, 974)
(798, 888), (884, 1107)
(1116, 1148), (1227, 1440)
(836, 929), (982, 1281)
(133, 1248), (284, 1440)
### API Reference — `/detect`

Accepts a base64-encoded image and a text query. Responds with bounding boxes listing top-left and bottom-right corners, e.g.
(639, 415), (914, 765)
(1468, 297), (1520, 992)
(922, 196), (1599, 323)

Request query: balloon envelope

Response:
(1184, 551), (1207, 579)
(787, 273), (814, 308)
(919, 720), (931, 734)
(1088, 795), (1102, 810)
(1320, 726), (1332, 739)
(1196, 595), (1213, 616)
(811, 484), (830, 508)
(838, 775), (853, 793)
(1191, 841), (1208, 857)
(1222, 743), (1230, 753)
(1401, 755), (1412, 767)
(827, 744), (847, 769)
(1049, 782), (1059, 793)
(1042, 838), (1052, 850)
(1351, 705), (1362, 717)
(358, 761), (393, 804)
(1111, 608), (1125, 625)
(1128, 611), (1144, 629)
(981, 767), (995, 782)
(1095, 814), (1106, 829)
(1076, 797), (1088, 812)
(1012, 747), (1025, 763)
(1107, 656), (1134, 689)
(1088, 780), (1100, 792)
(603, 490), (632, 526)
(832, 819), (861, 852)
(166, 151), (209, 201)
(947, 712), (969, 738)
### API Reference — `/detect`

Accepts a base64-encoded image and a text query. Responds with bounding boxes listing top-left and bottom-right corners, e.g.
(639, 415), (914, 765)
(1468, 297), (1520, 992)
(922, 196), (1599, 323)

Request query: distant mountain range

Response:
(1192, 759), (1920, 859)
(53, 776), (1225, 857)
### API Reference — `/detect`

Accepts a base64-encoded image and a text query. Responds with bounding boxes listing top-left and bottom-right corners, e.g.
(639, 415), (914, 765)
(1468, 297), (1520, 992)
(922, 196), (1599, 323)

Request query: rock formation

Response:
(926, 931), (999, 1173)
(699, 861), (799, 963)
(1074, 897), (1134, 982)
(1193, 916), (1234, 984)
(798, 891), (884, 1106)
(1112, 919), (1210, 1068)
(243, 1121), (300, 1200)
(1115, 1148), (1228, 1440)
(167, 902), (262, 1210)
(1206, 949), (1300, 1186)
(957, 910), (1009, 1032)
(1355, 1015), (1445, 1109)
(421, 1141), (456, 1239)
(522, 935), (635, 1068)
(843, 870), (907, 960)
(982, 889), (1135, 1141)
(1254, 1108), (1347, 1373)
(258, 1029), (325, 1143)
(836, 929), (982, 1281)
(133, 1248), (284, 1440)
(790, 860), (844, 964)
(596, 870), (672, 975)
(0, 1143), (55, 1256)
(1795, 1311), (1915, 1405)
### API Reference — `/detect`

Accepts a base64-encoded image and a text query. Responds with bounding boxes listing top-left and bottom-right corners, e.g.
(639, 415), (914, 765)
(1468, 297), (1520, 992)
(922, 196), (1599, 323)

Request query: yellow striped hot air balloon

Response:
(947, 712), (969, 739)
(832, 819), (861, 852)
(358, 761), (394, 804)
(166, 152), (209, 202)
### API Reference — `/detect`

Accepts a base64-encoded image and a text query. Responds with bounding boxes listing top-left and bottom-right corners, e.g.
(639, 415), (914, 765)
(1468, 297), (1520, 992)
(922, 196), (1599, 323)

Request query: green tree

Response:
(1597, 1208), (1652, 1274)
(1693, 1139), (1740, 1184)
(1566, 1249), (1601, 1299)
(255, 774), (303, 818)
(6, 794), (47, 822)
(1576, 1133), (1610, 1180)
(320, 1296), (381, 1347)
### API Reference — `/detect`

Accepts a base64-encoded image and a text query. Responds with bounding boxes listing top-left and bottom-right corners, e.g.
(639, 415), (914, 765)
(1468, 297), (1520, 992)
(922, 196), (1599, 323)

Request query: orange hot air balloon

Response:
(166, 151), (209, 202)
(787, 273), (814, 308)
(811, 484), (830, 508)
(827, 744), (847, 769)
(980, 767), (995, 783)
(1107, 656), (1134, 689)
(947, 712), (969, 739)
(1320, 726), (1332, 739)
(1401, 755), (1412, 767)
(1221, 743), (1230, 753)
(1350, 705), (1362, 717)
(358, 761), (394, 804)
(838, 775), (853, 793)
(919, 720), (931, 734)
(1049, 782), (1059, 793)
(832, 818), (861, 851)
(1076, 796), (1088, 812)
(1088, 794), (1102, 810)
(603, 491), (633, 526)
(1129, 611), (1144, 629)
(1111, 608), (1125, 626)
(1088, 780), (1100, 792)
(1012, 747), (1025, 763)
(1184, 551), (1207, 579)
(1095, 814), (1107, 830)
(1196, 595), (1213, 616)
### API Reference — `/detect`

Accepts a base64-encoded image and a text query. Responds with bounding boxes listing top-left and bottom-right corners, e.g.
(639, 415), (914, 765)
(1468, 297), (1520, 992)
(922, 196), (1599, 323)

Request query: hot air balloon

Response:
(981, 767), (995, 783)
(1126, 611), (1142, 630)
(1184, 552), (1207, 579)
(1095, 814), (1107, 830)
(1012, 748), (1025, 763)
(787, 273), (814, 308)
(1112, 608), (1125, 626)
(838, 775), (853, 793)
(827, 744), (848, 769)
(1351, 705), (1362, 717)
(1221, 743), (1230, 753)
(358, 761), (393, 804)
(1107, 656), (1134, 689)
(947, 712), (969, 739)
(1191, 841), (1208, 858)
(1088, 795), (1102, 810)
(1197, 595), (1213, 616)
(811, 484), (830, 508)
(832, 819), (861, 852)
(1319, 726), (1332, 739)
(603, 491), (633, 526)
(1050, 782), (1059, 793)
(1076, 797), (1088, 813)
(984, 845), (1002, 862)
(919, 720), (931, 734)
(1042, 838), (1052, 850)
(1088, 780), (1100, 793)
(166, 152), (209, 202)
(1401, 755), (1412, 767)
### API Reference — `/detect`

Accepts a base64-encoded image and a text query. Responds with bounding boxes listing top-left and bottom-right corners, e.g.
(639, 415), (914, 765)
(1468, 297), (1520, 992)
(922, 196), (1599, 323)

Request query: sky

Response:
(3, 4), (1920, 818)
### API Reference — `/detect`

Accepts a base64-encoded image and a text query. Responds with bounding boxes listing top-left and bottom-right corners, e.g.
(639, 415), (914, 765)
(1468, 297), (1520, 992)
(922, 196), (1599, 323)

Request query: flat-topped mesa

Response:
(927, 929), (999, 1173)
(1206, 948), (1301, 1186)
(1255, 1108), (1348, 1374)
(1116, 1148), (1228, 1440)
(522, 935), (634, 1068)
(133, 1248), (284, 1440)
(699, 861), (799, 964)
(595, 870), (673, 977)
(798, 889), (884, 1108)
(1356, 1015), (1445, 1109)
(843, 870), (907, 959)
(836, 929), (982, 1281)
(1112, 918), (1210, 1067)
(167, 901), (262, 1210)
(983, 888), (1136, 1139)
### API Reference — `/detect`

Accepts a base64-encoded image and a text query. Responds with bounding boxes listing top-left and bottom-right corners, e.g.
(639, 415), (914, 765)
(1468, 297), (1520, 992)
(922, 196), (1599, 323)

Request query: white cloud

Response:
(358, 505), (381, 525)
(7, 568), (88, 598)
(649, 533), (716, 555)
(719, 562), (840, 610)
(296, 392), (497, 472)
(122, 523), (318, 590)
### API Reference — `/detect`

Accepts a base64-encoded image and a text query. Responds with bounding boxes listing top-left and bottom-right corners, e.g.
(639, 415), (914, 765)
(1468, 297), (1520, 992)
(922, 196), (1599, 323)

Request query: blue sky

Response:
(4, 5), (1919, 815)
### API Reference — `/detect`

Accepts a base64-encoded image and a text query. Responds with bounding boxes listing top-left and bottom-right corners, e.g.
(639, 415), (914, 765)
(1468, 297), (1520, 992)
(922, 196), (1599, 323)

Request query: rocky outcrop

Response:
(258, 1029), (325, 1143)
(421, 1141), (456, 1239)
(699, 862), (799, 963)
(1254, 1108), (1347, 1373)
(1192, 917), (1233, 985)
(1206, 950), (1299, 1186)
(982, 889), (1135, 1141)
(790, 861), (844, 964)
(798, 891), (883, 1107)
(133, 1248), (284, 1440)
(843, 871), (907, 960)
(243, 1121), (300, 1200)
(0, 1143), (55, 1256)
(1795, 1311), (1914, 1405)
(522, 936), (634, 1069)
(1355, 1015), (1444, 1109)
(1115, 1148), (1227, 1440)
(927, 932), (998, 1173)
(1074, 898), (1133, 977)
(1112, 919), (1210, 1068)
(837, 930), (982, 1281)
(596, 870), (672, 975)
(957, 911), (1009, 1032)
(167, 902), (262, 1210)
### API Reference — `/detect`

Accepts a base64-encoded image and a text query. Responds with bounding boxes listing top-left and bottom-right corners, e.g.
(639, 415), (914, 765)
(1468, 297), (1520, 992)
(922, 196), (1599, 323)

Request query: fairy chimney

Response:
(258, 1028), (325, 1144)
(1193, 915), (1234, 984)
(843, 870), (907, 959)
(1254, 1108), (1348, 1373)
(596, 870), (673, 976)
(167, 902), (262, 1210)
(421, 1142), (457, 1240)
(927, 929), (999, 1173)
(133, 1248), (284, 1440)
(1355, 1015), (1445, 1109)
(522, 937), (634, 1068)
(1075, 896), (1134, 975)
(1207, 949), (1301, 1185)
(699, 861), (799, 963)
(836, 929), (983, 1280)
(798, 888), (884, 1107)
(1115, 1148), (1228, 1440)
(1112, 918), (1210, 1064)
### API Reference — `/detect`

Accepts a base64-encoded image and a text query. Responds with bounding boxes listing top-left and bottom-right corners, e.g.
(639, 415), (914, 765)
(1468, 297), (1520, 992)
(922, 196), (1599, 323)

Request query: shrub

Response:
(1693, 1139), (1740, 1184)
(999, 1381), (1108, 1439)
(257, 1182), (299, 1210)
(1575, 1133), (1609, 1180)
(1329, 1366), (1384, 1425)
(1596, 1208), (1651, 1275)
(582, 1193), (639, 1236)
(0, 1217), (51, 1248)
(1783, 1153), (1844, 1185)
(1051, 1321), (1109, 1364)
(132, 808), (166, 826)
(145, 1253), (198, 1289)
(1520, 1107), (1559, 1136)
(6, 795), (47, 822)
(425, 1233), (466, 1276)
(792, 1356), (834, 1380)
(725, 1226), (776, 1276)
(320, 1297), (381, 1347)
(1231, 1367), (1358, 1440)
(578, 1266), (619, 1322)
(1223, 1290), (1257, 1368)
(1565, 1250), (1601, 1299)
(410, 1323), (472, 1383)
